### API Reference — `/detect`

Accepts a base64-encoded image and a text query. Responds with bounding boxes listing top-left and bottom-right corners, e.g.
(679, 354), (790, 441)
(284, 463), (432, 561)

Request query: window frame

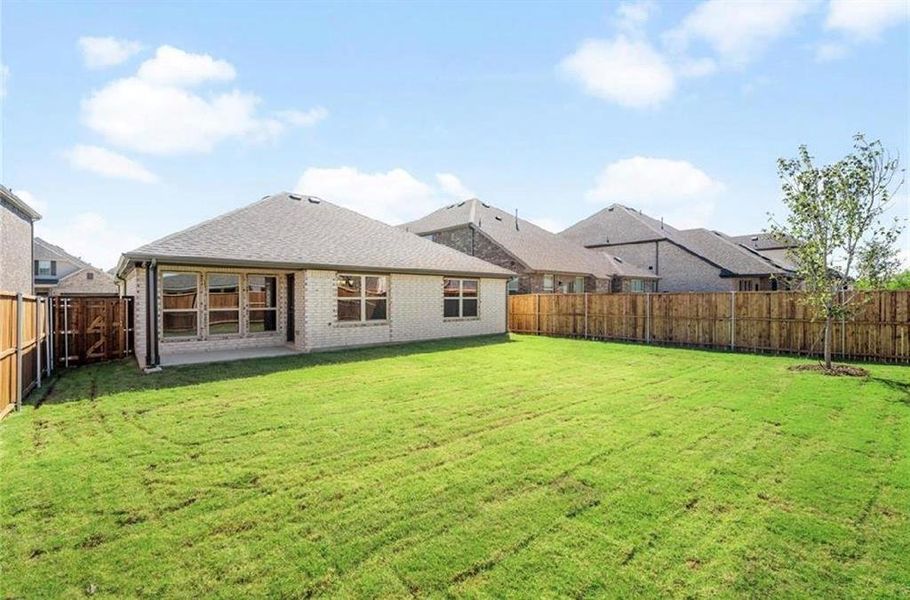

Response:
(161, 271), (201, 339)
(542, 274), (554, 293)
(206, 273), (242, 336)
(246, 274), (279, 334)
(574, 276), (585, 293)
(630, 279), (645, 293)
(36, 260), (53, 276)
(336, 273), (389, 323)
(443, 278), (479, 319)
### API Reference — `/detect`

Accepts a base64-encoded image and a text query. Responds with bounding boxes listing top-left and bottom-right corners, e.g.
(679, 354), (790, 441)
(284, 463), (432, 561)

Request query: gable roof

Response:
(1, 184), (42, 221)
(730, 232), (800, 251)
(560, 204), (794, 277)
(34, 237), (92, 269)
(401, 199), (656, 280)
(117, 193), (514, 279)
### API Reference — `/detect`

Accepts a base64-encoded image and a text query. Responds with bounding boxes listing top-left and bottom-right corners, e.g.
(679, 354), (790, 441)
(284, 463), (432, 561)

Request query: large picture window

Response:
(248, 275), (278, 332)
(162, 272), (199, 338)
(444, 279), (478, 318)
(337, 274), (388, 322)
(208, 274), (240, 335)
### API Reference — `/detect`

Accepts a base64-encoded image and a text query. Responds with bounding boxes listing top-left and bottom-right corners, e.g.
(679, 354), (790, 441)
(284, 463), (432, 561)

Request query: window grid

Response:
(444, 278), (479, 318)
(337, 274), (388, 322)
(162, 272), (200, 338)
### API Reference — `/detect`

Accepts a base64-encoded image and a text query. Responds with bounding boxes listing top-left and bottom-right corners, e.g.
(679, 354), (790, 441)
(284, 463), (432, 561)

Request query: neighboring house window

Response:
(542, 274), (554, 292)
(162, 272), (199, 338)
(630, 279), (645, 293)
(86, 272), (94, 280)
(737, 279), (759, 292)
(574, 276), (585, 293)
(507, 277), (520, 294)
(337, 274), (388, 322)
(35, 260), (54, 276)
(208, 274), (241, 335)
(444, 278), (478, 318)
(248, 275), (277, 332)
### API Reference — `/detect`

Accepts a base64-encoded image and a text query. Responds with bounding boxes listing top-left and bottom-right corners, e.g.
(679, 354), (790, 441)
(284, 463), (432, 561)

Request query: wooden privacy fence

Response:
(509, 291), (910, 363)
(0, 293), (51, 419)
(52, 296), (134, 367)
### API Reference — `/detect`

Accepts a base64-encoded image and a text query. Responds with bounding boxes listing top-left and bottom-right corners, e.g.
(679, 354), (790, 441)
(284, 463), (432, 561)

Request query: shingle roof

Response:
(0, 184), (42, 221)
(560, 204), (794, 277)
(401, 199), (656, 279)
(729, 232), (800, 251)
(34, 237), (92, 269)
(118, 193), (514, 278)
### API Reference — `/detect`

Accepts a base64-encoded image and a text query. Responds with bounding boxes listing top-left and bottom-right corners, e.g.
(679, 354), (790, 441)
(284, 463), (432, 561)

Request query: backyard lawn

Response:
(1, 334), (908, 598)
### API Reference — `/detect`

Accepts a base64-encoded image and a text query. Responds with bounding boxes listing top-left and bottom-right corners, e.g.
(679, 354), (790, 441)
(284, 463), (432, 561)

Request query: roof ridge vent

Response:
(288, 193), (303, 201)
(308, 197), (321, 204)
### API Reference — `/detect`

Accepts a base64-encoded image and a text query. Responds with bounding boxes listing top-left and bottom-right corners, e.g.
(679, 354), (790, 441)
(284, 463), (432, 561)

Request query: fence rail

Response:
(509, 291), (910, 363)
(0, 293), (51, 418)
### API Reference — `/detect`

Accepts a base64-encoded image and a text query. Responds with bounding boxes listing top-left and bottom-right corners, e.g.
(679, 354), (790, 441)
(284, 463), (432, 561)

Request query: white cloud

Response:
(814, 42), (849, 62)
(0, 63), (8, 97)
(665, 0), (817, 66)
(616, 1), (657, 34)
(560, 37), (675, 108)
(136, 45), (235, 86)
(36, 213), (145, 270)
(295, 167), (476, 224)
(585, 156), (725, 228)
(276, 106), (329, 127)
(13, 190), (48, 215)
(66, 145), (158, 183)
(78, 36), (143, 69)
(81, 45), (324, 155)
(435, 173), (475, 199)
(826, 0), (908, 40)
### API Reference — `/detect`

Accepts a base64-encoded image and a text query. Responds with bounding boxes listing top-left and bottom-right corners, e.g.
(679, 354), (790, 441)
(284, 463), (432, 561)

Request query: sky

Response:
(1, 0), (908, 270)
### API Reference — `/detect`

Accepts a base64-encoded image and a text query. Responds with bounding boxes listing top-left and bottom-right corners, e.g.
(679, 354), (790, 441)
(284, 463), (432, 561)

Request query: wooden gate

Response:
(53, 297), (134, 366)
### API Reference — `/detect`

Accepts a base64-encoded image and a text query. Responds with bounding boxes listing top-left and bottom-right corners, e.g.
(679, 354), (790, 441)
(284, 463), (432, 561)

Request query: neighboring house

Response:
(115, 192), (513, 370)
(730, 232), (801, 272)
(400, 199), (658, 293)
(560, 204), (796, 292)
(33, 238), (120, 296)
(0, 185), (41, 295)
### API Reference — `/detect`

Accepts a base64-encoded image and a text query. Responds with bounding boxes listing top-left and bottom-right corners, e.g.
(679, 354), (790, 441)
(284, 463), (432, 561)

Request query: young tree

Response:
(770, 134), (904, 370)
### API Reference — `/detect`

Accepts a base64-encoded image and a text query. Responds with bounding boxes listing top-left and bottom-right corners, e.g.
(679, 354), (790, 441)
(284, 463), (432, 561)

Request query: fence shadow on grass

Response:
(871, 377), (910, 407)
(29, 334), (514, 408)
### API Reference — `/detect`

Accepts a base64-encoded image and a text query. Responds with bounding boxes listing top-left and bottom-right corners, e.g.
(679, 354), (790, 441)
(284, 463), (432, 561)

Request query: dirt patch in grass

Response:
(788, 364), (869, 377)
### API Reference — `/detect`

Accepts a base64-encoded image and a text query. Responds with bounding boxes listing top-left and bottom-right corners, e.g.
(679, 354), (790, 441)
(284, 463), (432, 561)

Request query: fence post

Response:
(646, 292), (651, 344)
(47, 298), (54, 375)
(36, 298), (42, 389)
(63, 298), (70, 369)
(15, 293), (23, 411)
(584, 293), (588, 339)
(535, 294), (540, 335)
(730, 291), (736, 351)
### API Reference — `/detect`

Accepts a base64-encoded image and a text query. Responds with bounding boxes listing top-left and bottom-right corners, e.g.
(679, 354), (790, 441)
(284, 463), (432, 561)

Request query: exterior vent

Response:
(308, 197), (321, 204)
(494, 215), (502, 221)
(615, 257), (623, 263)
(288, 193), (303, 201)
(482, 203), (491, 208)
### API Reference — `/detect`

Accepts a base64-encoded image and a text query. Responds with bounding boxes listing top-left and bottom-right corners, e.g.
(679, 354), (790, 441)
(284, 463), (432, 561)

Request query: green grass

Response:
(2, 335), (909, 598)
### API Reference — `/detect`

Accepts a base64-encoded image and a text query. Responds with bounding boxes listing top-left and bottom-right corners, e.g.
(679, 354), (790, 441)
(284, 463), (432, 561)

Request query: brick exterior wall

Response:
(51, 267), (120, 296)
(130, 264), (507, 367)
(0, 202), (34, 294)
(603, 240), (729, 292)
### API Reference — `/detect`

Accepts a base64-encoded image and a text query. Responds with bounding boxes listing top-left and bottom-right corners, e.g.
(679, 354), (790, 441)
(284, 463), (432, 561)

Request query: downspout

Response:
(145, 260), (160, 370)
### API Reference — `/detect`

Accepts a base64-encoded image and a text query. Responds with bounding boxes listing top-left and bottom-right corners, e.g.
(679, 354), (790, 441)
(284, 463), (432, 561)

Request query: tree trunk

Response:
(824, 315), (833, 370)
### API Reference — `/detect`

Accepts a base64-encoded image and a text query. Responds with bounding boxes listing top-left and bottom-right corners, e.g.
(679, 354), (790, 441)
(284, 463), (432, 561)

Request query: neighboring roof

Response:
(560, 204), (794, 277)
(675, 229), (792, 276)
(118, 193), (514, 279)
(0, 184), (42, 221)
(400, 199), (656, 280)
(730, 232), (800, 251)
(34, 237), (92, 269)
(559, 204), (676, 247)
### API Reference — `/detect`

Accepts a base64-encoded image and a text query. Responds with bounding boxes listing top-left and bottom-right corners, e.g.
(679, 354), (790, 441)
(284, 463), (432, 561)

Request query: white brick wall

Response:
(131, 263), (508, 366)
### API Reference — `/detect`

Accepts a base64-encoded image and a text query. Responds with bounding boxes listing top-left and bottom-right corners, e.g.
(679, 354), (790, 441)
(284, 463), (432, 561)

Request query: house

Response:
(33, 238), (120, 296)
(400, 199), (658, 293)
(559, 204), (796, 292)
(115, 192), (513, 370)
(0, 185), (41, 295)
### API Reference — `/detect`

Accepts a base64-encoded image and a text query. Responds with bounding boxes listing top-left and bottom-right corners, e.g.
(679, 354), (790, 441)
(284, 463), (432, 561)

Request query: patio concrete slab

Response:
(160, 346), (301, 367)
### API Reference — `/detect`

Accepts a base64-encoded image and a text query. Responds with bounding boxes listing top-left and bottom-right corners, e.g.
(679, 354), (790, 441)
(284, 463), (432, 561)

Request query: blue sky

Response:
(1, 0), (908, 269)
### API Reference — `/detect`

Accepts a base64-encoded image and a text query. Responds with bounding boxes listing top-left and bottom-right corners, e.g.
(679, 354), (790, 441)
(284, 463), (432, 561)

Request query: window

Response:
(86, 272), (94, 280)
(248, 275), (278, 332)
(574, 276), (585, 293)
(162, 272), (199, 338)
(507, 277), (520, 294)
(444, 278), (478, 318)
(35, 260), (54, 276)
(542, 274), (554, 293)
(630, 279), (645, 293)
(208, 274), (240, 335)
(738, 279), (759, 292)
(337, 274), (388, 322)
